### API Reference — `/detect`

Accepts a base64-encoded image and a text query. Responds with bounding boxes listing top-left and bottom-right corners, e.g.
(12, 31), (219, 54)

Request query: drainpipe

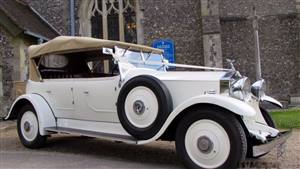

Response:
(70, 0), (75, 36)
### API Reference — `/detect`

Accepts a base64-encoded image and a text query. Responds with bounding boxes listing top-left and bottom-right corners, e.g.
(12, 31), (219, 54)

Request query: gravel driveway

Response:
(0, 121), (299, 169)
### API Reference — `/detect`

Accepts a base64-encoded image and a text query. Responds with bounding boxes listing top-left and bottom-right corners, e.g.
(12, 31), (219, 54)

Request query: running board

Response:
(45, 127), (138, 144)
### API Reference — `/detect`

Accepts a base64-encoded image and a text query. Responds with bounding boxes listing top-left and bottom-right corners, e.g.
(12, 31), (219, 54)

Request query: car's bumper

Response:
(252, 130), (292, 157)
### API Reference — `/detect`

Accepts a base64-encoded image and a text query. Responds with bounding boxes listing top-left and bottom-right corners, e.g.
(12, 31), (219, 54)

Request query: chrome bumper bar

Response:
(252, 130), (292, 157)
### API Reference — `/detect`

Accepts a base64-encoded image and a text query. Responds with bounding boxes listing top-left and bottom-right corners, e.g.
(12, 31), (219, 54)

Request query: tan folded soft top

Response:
(28, 36), (163, 58)
(28, 36), (163, 81)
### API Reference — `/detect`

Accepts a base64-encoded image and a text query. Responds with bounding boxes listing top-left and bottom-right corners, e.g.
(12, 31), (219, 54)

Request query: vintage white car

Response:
(5, 36), (290, 169)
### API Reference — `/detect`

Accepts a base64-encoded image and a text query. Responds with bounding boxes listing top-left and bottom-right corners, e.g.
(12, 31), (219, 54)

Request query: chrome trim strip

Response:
(252, 130), (292, 157)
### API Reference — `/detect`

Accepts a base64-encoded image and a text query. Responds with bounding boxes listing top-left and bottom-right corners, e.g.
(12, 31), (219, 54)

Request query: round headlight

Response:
(230, 77), (251, 101)
(251, 79), (266, 99)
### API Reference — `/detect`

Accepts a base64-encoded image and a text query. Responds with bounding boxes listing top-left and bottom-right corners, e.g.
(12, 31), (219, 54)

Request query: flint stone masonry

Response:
(221, 15), (299, 100)
(0, 27), (16, 117)
(140, 0), (204, 66)
(25, 0), (70, 35)
(220, 0), (299, 101)
(220, 0), (297, 17)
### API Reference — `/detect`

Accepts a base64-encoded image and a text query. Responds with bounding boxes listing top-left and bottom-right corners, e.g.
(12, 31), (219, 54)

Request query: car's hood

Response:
(155, 71), (229, 81)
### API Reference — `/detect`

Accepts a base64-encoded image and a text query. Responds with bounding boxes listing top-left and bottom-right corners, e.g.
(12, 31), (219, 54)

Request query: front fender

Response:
(5, 94), (56, 135)
(138, 94), (256, 144)
(171, 94), (257, 118)
(261, 95), (283, 108)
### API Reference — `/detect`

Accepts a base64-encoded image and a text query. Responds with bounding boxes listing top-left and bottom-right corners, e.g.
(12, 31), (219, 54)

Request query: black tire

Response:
(175, 107), (247, 169)
(17, 104), (47, 148)
(117, 75), (173, 140)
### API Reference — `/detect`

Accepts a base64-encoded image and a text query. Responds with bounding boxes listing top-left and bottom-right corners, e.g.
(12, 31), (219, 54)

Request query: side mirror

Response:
(102, 48), (114, 55)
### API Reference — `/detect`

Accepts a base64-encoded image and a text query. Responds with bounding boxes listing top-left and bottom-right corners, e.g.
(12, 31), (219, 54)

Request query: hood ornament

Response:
(226, 59), (242, 78)
(226, 59), (236, 71)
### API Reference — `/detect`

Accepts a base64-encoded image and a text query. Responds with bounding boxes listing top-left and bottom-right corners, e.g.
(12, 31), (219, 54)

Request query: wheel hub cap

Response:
(24, 121), (31, 132)
(133, 100), (145, 115)
(197, 136), (214, 154)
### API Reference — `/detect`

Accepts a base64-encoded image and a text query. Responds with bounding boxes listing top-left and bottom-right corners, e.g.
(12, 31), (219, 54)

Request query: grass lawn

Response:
(271, 108), (300, 129)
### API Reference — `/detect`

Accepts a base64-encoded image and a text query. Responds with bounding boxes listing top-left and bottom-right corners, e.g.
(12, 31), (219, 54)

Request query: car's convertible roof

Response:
(28, 36), (163, 58)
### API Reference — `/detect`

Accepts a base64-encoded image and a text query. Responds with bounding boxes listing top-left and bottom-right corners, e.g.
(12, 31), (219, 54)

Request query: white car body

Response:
(5, 36), (290, 169)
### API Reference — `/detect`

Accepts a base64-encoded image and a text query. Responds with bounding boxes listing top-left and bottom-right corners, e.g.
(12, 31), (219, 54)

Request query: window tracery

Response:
(84, 0), (137, 43)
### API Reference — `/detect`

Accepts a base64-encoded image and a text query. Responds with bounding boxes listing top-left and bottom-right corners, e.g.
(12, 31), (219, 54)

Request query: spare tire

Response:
(117, 75), (173, 140)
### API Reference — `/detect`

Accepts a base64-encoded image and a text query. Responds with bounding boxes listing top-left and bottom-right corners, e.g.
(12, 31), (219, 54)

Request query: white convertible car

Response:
(5, 36), (290, 169)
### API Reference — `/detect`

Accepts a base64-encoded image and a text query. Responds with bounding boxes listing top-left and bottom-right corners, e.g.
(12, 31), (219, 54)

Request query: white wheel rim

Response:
(124, 86), (159, 128)
(185, 119), (230, 168)
(20, 111), (39, 142)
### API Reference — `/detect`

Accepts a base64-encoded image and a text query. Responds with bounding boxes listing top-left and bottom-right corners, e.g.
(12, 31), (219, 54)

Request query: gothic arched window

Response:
(80, 0), (139, 44)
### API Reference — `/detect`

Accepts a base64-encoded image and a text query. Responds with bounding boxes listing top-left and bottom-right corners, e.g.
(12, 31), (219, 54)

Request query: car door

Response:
(44, 79), (75, 118)
(73, 76), (120, 122)
(37, 54), (75, 118)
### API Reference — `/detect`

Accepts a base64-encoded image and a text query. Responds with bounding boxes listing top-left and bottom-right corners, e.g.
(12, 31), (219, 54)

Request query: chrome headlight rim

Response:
(230, 77), (251, 101)
(251, 79), (266, 99)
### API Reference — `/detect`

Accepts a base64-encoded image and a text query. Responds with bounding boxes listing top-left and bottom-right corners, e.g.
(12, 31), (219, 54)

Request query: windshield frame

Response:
(115, 46), (166, 71)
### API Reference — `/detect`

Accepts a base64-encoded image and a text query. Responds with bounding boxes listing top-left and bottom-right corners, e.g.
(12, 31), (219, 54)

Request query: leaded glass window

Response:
(90, 0), (137, 43)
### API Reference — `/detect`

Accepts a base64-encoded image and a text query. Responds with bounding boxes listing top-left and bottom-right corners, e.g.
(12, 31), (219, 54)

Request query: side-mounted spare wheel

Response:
(17, 104), (47, 148)
(176, 107), (247, 169)
(117, 75), (173, 140)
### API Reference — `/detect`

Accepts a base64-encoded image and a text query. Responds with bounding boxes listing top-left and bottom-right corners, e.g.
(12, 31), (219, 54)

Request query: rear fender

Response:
(5, 94), (56, 135)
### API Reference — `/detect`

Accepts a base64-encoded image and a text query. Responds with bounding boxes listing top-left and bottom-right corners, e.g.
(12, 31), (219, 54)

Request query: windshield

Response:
(115, 47), (165, 70)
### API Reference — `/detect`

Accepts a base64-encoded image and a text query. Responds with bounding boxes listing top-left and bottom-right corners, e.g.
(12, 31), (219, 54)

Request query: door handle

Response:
(46, 90), (52, 94)
(83, 91), (89, 95)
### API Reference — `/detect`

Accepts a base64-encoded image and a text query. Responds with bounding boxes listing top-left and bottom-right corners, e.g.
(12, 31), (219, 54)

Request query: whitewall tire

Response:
(17, 105), (46, 148)
(176, 107), (247, 169)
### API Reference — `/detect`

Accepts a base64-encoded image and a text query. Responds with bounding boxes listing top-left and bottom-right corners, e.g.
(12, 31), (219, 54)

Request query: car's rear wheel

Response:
(117, 75), (173, 140)
(175, 107), (247, 169)
(17, 105), (46, 148)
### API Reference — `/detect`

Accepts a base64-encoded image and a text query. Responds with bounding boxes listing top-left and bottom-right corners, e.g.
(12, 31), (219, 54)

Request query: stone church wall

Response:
(140, 0), (204, 66)
(0, 26), (16, 117)
(25, 0), (70, 35)
(220, 0), (300, 100)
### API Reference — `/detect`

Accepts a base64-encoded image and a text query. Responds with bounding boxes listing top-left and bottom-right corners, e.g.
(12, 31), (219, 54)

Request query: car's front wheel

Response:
(175, 107), (247, 169)
(17, 105), (46, 148)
